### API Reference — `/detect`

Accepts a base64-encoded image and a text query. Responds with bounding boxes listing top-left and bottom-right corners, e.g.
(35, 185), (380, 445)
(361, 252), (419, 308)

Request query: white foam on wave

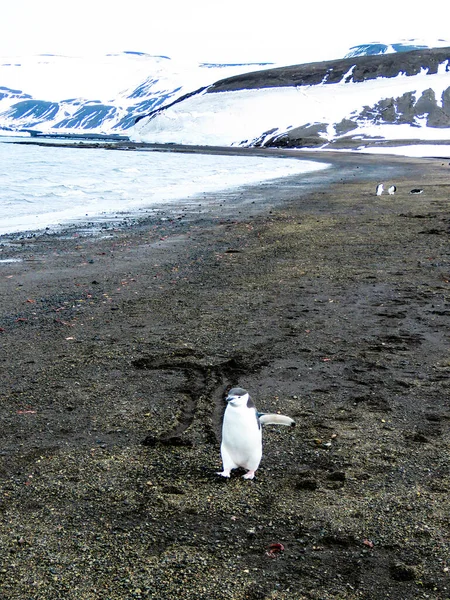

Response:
(0, 141), (329, 235)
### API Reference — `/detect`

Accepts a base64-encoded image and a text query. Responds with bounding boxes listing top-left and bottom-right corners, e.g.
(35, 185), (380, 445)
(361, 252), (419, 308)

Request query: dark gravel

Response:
(0, 149), (449, 599)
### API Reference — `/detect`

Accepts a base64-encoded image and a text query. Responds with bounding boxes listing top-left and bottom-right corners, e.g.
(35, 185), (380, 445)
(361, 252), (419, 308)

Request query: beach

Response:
(0, 149), (449, 599)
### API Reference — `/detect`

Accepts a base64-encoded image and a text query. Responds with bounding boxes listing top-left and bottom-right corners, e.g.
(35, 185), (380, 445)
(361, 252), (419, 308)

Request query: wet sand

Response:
(0, 149), (449, 599)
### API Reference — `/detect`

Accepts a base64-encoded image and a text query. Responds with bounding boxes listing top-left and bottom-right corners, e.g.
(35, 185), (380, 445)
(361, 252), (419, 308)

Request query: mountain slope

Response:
(133, 47), (450, 148)
(0, 53), (272, 136)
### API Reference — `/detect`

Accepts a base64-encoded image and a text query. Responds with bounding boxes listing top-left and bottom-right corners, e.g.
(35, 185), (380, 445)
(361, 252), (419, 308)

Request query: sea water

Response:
(0, 138), (328, 235)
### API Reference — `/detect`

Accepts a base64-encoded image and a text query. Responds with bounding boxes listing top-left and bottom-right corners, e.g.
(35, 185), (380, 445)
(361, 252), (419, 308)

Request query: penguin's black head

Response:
(226, 388), (249, 406)
(227, 387), (247, 398)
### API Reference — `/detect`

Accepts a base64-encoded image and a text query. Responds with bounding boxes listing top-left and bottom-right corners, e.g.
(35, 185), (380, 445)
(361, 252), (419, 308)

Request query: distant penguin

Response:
(376, 183), (384, 196)
(388, 185), (397, 195)
(410, 188), (423, 194)
(217, 387), (295, 480)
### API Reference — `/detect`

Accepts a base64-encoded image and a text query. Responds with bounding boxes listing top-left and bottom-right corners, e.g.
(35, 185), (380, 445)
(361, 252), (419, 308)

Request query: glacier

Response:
(0, 53), (273, 136)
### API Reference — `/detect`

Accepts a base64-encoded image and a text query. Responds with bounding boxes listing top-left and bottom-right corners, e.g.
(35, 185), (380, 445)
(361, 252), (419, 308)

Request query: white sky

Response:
(1, 1), (449, 65)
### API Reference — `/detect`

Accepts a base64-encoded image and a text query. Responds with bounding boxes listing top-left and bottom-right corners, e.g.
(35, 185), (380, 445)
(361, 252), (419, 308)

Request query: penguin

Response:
(410, 188), (423, 194)
(376, 183), (384, 196)
(388, 185), (396, 195)
(217, 387), (295, 480)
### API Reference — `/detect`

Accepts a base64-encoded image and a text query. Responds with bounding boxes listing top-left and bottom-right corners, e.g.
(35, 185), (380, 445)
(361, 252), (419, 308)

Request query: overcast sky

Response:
(1, 1), (449, 64)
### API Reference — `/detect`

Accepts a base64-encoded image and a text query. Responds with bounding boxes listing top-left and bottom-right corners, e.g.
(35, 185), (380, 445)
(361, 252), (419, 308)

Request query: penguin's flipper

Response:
(257, 413), (295, 427)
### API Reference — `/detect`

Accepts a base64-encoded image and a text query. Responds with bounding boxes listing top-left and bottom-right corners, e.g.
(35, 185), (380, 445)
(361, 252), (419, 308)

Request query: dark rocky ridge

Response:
(208, 47), (450, 91)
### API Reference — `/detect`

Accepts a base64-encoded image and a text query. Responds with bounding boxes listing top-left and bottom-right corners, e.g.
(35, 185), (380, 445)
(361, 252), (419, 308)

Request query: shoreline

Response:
(1, 151), (449, 599)
(0, 142), (333, 241)
(0, 146), (440, 246)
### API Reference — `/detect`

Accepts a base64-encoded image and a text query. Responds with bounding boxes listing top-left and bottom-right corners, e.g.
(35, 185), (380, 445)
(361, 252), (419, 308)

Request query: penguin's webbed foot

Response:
(243, 470), (256, 480)
(217, 470), (231, 478)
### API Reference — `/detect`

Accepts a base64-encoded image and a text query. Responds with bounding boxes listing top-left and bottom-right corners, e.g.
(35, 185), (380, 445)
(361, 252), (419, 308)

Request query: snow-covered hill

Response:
(345, 39), (450, 58)
(0, 52), (272, 136)
(1, 42), (450, 150)
(133, 46), (450, 149)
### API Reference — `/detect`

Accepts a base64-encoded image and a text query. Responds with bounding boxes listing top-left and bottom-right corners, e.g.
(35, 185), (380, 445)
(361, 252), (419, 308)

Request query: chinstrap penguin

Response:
(217, 387), (295, 480)
(376, 183), (384, 196)
(388, 185), (396, 195)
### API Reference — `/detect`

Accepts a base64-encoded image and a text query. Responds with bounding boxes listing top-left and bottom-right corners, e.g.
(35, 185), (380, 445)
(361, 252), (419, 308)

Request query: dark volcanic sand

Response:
(0, 150), (449, 599)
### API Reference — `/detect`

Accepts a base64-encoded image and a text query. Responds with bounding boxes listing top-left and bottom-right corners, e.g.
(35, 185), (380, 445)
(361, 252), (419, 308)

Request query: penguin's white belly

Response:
(221, 406), (262, 470)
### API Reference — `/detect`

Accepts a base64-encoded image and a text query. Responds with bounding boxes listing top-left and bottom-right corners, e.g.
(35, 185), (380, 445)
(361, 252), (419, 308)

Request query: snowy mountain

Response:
(1, 43), (450, 150)
(133, 46), (450, 149)
(345, 39), (450, 58)
(0, 53), (272, 136)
